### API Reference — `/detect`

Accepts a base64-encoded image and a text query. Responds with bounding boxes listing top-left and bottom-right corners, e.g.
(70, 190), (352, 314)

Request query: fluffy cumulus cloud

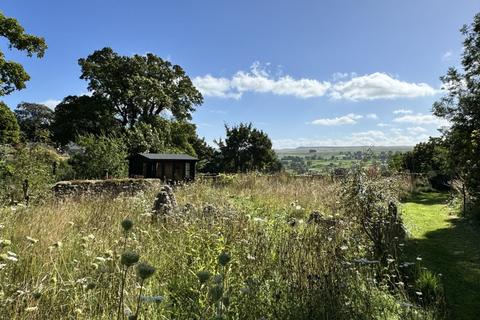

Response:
(330, 73), (437, 101)
(310, 113), (362, 126)
(393, 108), (413, 115)
(193, 63), (438, 101)
(272, 128), (431, 149)
(193, 62), (330, 99)
(393, 113), (449, 126)
(366, 113), (378, 119)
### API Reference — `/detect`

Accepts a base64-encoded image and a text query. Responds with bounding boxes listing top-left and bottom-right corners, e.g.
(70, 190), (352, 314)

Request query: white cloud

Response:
(393, 113), (449, 126)
(273, 129), (431, 149)
(377, 123), (389, 127)
(192, 75), (241, 99)
(193, 62), (330, 99)
(407, 126), (428, 135)
(393, 108), (413, 115)
(366, 113), (378, 119)
(194, 64), (437, 101)
(442, 51), (453, 61)
(331, 73), (437, 101)
(310, 113), (363, 126)
(39, 99), (61, 109)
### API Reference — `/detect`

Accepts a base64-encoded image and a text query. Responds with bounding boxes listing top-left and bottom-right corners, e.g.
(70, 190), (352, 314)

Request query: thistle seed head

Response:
(196, 270), (211, 284)
(217, 251), (231, 266)
(121, 251), (139, 267)
(121, 219), (133, 232)
(136, 262), (156, 280)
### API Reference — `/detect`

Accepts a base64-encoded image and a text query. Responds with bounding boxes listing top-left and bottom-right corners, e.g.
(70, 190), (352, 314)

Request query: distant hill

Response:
(275, 146), (412, 155)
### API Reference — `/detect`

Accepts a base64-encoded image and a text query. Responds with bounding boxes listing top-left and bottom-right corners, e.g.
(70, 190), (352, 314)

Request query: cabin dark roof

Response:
(137, 153), (198, 161)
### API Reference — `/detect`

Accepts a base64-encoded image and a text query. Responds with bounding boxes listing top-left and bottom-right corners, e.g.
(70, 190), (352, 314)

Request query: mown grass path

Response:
(402, 192), (480, 320)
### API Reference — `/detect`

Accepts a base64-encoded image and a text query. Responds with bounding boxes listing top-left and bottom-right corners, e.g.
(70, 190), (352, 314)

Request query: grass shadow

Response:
(403, 193), (480, 320)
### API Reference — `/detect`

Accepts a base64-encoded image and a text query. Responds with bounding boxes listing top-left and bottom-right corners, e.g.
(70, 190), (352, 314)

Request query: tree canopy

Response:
(0, 11), (47, 96)
(78, 48), (203, 127)
(432, 13), (480, 201)
(15, 102), (53, 142)
(215, 123), (282, 173)
(0, 102), (20, 144)
(52, 95), (120, 145)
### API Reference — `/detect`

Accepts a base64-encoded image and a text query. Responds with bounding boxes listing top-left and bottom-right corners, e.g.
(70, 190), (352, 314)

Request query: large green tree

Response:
(215, 123), (282, 173)
(78, 48), (203, 127)
(52, 95), (120, 145)
(15, 102), (53, 142)
(433, 13), (480, 201)
(0, 11), (47, 96)
(0, 101), (19, 144)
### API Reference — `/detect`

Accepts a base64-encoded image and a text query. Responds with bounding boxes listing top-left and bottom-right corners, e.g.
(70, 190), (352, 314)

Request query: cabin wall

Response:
(128, 156), (197, 181)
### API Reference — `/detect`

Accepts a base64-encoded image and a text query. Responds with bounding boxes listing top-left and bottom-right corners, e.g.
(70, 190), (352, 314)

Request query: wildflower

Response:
(415, 291), (423, 296)
(136, 262), (156, 280)
(121, 251), (140, 267)
(416, 257), (422, 261)
(26, 236), (38, 244)
(121, 219), (134, 232)
(196, 270), (211, 284)
(0, 239), (11, 248)
(218, 251), (231, 266)
(95, 257), (106, 263)
(340, 245), (348, 251)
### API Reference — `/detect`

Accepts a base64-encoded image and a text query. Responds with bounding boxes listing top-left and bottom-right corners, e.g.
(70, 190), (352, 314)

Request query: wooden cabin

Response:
(128, 153), (198, 181)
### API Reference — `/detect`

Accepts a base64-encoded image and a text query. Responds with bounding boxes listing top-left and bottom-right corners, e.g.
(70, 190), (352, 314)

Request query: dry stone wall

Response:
(53, 178), (162, 198)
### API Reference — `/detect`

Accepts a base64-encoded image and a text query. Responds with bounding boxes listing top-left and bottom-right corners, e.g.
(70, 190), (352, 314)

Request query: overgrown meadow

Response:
(0, 174), (444, 319)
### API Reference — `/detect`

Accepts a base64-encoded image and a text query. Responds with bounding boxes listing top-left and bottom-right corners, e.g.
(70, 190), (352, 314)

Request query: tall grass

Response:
(0, 174), (438, 319)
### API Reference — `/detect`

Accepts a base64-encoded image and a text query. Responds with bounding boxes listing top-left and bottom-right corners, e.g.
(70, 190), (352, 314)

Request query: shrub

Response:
(69, 134), (128, 179)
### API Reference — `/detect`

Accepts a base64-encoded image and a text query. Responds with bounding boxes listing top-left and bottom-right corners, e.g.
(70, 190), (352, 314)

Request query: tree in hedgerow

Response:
(51, 95), (120, 145)
(14, 102), (53, 142)
(215, 123), (282, 173)
(69, 134), (128, 179)
(78, 47), (203, 127)
(432, 12), (480, 203)
(0, 102), (20, 144)
(0, 11), (47, 96)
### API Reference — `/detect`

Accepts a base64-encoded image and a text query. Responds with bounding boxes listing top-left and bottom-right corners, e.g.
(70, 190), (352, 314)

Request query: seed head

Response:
(196, 270), (211, 284)
(121, 251), (139, 267)
(121, 219), (134, 232)
(136, 262), (156, 280)
(217, 251), (231, 266)
(209, 284), (223, 301)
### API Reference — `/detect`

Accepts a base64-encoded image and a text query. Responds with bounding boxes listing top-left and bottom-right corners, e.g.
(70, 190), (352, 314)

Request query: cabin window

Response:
(185, 162), (191, 178)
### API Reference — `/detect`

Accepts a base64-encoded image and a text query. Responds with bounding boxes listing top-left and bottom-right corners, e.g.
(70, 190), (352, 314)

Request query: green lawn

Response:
(402, 192), (480, 320)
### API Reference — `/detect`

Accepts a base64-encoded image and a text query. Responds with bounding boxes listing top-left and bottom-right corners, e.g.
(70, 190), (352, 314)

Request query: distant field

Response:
(276, 146), (412, 173)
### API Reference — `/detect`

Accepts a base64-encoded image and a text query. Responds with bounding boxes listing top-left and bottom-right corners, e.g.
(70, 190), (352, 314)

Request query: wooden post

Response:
(22, 179), (30, 206)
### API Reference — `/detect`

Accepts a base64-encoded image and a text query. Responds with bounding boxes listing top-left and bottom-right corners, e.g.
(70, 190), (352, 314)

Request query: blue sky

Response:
(2, 0), (479, 148)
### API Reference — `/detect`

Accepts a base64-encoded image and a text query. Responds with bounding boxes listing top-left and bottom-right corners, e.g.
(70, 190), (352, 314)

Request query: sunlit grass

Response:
(402, 192), (480, 320)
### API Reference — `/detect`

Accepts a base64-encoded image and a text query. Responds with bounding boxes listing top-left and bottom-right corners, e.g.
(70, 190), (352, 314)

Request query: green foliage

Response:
(0, 144), (59, 205)
(0, 101), (19, 144)
(124, 119), (197, 156)
(0, 11), (47, 96)
(432, 12), (480, 206)
(14, 102), (53, 142)
(69, 134), (128, 179)
(78, 47), (203, 127)
(52, 95), (120, 145)
(215, 123), (282, 173)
